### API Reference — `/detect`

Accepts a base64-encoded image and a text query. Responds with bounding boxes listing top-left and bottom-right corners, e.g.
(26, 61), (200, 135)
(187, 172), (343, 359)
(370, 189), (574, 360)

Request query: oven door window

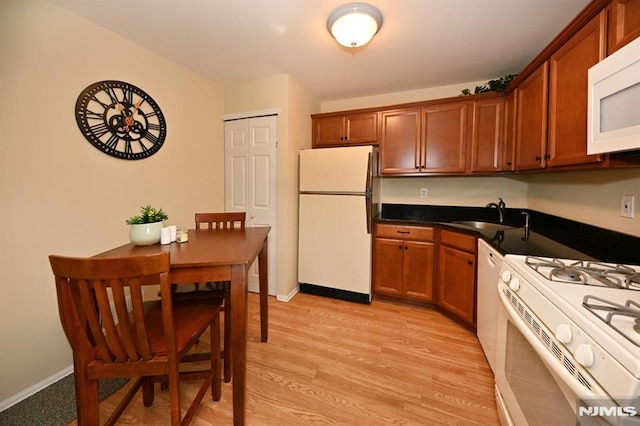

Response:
(504, 319), (580, 425)
(496, 295), (609, 426)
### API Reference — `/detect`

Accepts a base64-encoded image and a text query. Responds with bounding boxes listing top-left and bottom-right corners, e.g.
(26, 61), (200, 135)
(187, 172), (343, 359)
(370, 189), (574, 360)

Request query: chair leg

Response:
(211, 316), (222, 401)
(142, 376), (155, 407)
(73, 360), (100, 425)
(223, 292), (232, 383)
(168, 363), (182, 425)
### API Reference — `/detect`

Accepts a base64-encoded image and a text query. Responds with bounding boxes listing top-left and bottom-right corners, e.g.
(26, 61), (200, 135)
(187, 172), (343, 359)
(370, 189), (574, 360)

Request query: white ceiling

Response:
(50, 0), (591, 101)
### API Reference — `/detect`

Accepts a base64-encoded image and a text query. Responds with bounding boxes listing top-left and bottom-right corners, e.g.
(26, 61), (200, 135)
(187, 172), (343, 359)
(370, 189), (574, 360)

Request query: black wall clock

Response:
(75, 80), (167, 160)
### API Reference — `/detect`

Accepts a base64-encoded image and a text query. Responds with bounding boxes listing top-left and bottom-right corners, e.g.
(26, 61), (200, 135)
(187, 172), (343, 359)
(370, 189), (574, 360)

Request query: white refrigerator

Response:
(298, 145), (379, 303)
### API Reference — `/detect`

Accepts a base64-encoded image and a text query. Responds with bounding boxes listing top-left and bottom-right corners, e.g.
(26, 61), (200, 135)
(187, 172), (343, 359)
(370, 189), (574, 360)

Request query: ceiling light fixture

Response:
(327, 3), (383, 48)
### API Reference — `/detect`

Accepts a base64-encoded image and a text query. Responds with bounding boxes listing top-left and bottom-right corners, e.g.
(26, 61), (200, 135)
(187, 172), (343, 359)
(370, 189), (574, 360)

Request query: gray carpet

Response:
(0, 375), (128, 426)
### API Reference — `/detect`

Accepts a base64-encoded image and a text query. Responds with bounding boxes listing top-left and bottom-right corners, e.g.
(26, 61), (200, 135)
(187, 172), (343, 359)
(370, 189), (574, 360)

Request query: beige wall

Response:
(320, 80), (487, 112)
(0, 0), (225, 405)
(528, 169), (640, 237)
(224, 75), (319, 300)
(381, 176), (528, 208)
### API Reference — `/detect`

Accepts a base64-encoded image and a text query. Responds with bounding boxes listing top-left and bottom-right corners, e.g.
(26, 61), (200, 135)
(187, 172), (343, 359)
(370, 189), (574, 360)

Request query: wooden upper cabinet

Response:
(379, 108), (422, 174)
(608, 0), (640, 54)
(502, 91), (517, 172)
(469, 96), (505, 173)
(312, 112), (378, 148)
(422, 101), (470, 173)
(515, 62), (549, 171)
(548, 12), (606, 168)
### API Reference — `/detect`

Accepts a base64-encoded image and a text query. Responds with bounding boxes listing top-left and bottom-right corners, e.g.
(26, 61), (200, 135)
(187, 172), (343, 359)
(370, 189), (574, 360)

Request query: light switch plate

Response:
(621, 195), (635, 218)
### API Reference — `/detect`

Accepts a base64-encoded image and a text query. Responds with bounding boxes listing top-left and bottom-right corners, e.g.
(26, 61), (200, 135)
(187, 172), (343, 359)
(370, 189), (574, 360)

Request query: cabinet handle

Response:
(404, 246), (408, 250)
(506, 161), (512, 166)
(398, 245), (403, 249)
(535, 155), (542, 161)
(467, 260), (474, 265)
(544, 154), (550, 160)
(396, 230), (410, 234)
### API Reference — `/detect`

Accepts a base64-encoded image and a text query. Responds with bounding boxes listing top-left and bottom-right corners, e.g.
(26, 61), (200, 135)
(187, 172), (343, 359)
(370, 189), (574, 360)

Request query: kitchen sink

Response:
(450, 220), (519, 231)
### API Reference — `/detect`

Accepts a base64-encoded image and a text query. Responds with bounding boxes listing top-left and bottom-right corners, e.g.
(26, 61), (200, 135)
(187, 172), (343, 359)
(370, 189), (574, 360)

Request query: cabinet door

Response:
(373, 237), (404, 296)
(548, 12), (606, 168)
(515, 62), (548, 171)
(437, 244), (476, 327)
(345, 112), (378, 145)
(608, 0), (640, 54)
(502, 91), (517, 171)
(403, 240), (435, 301)
(379, 108), (422, 174)
(422, 101), (469, 173)
(470, 97), (505, 173)
(313, 116), (345, 147)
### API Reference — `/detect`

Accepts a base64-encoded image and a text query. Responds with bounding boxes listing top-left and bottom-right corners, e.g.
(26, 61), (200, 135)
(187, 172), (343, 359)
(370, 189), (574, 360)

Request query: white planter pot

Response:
(129, 222), (164, 246)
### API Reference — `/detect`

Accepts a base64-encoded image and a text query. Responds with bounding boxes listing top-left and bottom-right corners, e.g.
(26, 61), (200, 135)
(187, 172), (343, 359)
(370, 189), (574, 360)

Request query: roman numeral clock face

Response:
(75, 80), (167, 160)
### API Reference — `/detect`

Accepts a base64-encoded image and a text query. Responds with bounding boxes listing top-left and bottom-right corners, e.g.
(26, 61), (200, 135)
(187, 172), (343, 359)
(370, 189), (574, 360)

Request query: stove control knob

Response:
(508, 278), (520, 292)
(555, 324), (572, 344)
(501, 270), (512, 283)
(576, 344), (595, 368)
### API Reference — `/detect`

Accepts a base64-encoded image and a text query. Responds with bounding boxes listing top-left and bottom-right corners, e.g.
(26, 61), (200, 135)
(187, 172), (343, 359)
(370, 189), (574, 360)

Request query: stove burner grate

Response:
(551, 266), (585, 282)
(525, 256), (640, 290)
(583, 295), (640, 347)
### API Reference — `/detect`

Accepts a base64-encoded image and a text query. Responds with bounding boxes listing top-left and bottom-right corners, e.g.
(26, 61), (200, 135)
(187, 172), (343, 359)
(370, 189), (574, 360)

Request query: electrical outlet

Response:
(621, 195), (635, 218)
(420, 188), (428, 198)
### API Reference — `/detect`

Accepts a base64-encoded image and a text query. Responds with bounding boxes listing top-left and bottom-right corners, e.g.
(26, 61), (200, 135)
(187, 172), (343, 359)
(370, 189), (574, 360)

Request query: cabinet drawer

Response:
(439, 229), (476, 252)
(376, 224), (434, 241)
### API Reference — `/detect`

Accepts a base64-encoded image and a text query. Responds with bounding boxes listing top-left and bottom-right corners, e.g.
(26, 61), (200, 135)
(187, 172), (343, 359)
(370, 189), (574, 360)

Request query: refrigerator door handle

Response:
(365, 151), (375, 234)
(365, 192), (372, 234)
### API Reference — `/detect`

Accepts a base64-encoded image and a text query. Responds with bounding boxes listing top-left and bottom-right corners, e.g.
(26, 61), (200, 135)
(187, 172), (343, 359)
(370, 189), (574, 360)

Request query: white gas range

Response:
(495, 254), (640, 425)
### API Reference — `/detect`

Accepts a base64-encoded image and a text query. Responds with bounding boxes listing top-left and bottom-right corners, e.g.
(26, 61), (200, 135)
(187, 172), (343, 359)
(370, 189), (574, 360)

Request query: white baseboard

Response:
(276, 286), (299, 302)
(0, 365), (73, 412)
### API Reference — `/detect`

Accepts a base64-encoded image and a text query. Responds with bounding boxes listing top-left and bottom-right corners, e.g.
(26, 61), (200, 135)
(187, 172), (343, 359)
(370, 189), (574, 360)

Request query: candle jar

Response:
(176, 229), (189, 243)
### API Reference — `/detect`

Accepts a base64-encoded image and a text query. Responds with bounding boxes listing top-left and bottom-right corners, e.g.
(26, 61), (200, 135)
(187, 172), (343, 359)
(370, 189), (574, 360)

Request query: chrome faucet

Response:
(521, 211), (531, 240)
(486, 198), (506, 223)
(521, 211), (530, 232)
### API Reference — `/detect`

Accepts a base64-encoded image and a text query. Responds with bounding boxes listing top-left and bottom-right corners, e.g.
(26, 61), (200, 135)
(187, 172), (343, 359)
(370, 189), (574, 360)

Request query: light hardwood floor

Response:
(83, 292), (499, 425)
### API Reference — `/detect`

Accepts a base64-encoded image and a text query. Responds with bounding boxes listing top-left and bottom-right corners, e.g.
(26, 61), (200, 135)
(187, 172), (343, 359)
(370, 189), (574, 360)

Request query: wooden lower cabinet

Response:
(436, 229), (477, 327)
(373, 224), (435, 301)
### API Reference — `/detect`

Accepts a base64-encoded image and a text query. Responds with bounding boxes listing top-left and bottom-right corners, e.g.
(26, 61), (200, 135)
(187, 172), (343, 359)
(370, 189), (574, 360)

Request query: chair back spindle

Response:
(195, 212), (246, 230)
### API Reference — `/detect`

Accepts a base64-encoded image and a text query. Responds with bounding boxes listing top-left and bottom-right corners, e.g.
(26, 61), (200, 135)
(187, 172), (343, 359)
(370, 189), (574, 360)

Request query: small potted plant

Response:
(125, 205), (169, 245)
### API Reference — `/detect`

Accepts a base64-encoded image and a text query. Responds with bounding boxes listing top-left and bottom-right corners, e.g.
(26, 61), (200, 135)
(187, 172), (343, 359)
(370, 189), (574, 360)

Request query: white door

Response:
(224, 115), (277, 295)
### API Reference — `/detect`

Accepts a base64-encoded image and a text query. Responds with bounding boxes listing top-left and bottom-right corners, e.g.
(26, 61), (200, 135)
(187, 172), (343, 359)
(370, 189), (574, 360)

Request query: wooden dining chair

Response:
(195, 212), (246, 230)
(172, 211), (246, 382)
(49, 252), (223, 426)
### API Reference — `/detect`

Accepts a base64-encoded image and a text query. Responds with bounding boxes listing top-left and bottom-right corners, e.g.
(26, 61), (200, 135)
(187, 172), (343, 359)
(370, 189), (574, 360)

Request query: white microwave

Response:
(588, 36), (640, 154)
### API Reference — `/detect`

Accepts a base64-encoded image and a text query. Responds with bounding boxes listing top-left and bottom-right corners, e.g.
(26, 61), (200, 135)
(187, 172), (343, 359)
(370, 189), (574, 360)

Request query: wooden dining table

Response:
(94, 226), (270, 425)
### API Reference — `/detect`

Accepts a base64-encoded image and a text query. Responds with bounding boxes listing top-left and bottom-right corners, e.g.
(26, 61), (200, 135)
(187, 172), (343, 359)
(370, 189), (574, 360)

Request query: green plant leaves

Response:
(125, 205), (168, 224)
(461, 74), (517, 95)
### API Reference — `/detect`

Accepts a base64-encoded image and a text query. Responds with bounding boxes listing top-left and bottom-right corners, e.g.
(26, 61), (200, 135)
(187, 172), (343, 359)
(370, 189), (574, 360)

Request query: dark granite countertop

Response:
(378, 204), (640, 264)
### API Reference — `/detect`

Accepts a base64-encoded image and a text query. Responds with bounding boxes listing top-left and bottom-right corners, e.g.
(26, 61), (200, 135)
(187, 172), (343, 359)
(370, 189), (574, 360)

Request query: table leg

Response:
(258, 239), (268, 342)
(231, 264), (248, 426)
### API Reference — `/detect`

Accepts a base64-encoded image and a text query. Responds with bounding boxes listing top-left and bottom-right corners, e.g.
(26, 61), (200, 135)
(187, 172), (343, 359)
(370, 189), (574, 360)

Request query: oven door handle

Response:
(498, 284), (609, 401)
